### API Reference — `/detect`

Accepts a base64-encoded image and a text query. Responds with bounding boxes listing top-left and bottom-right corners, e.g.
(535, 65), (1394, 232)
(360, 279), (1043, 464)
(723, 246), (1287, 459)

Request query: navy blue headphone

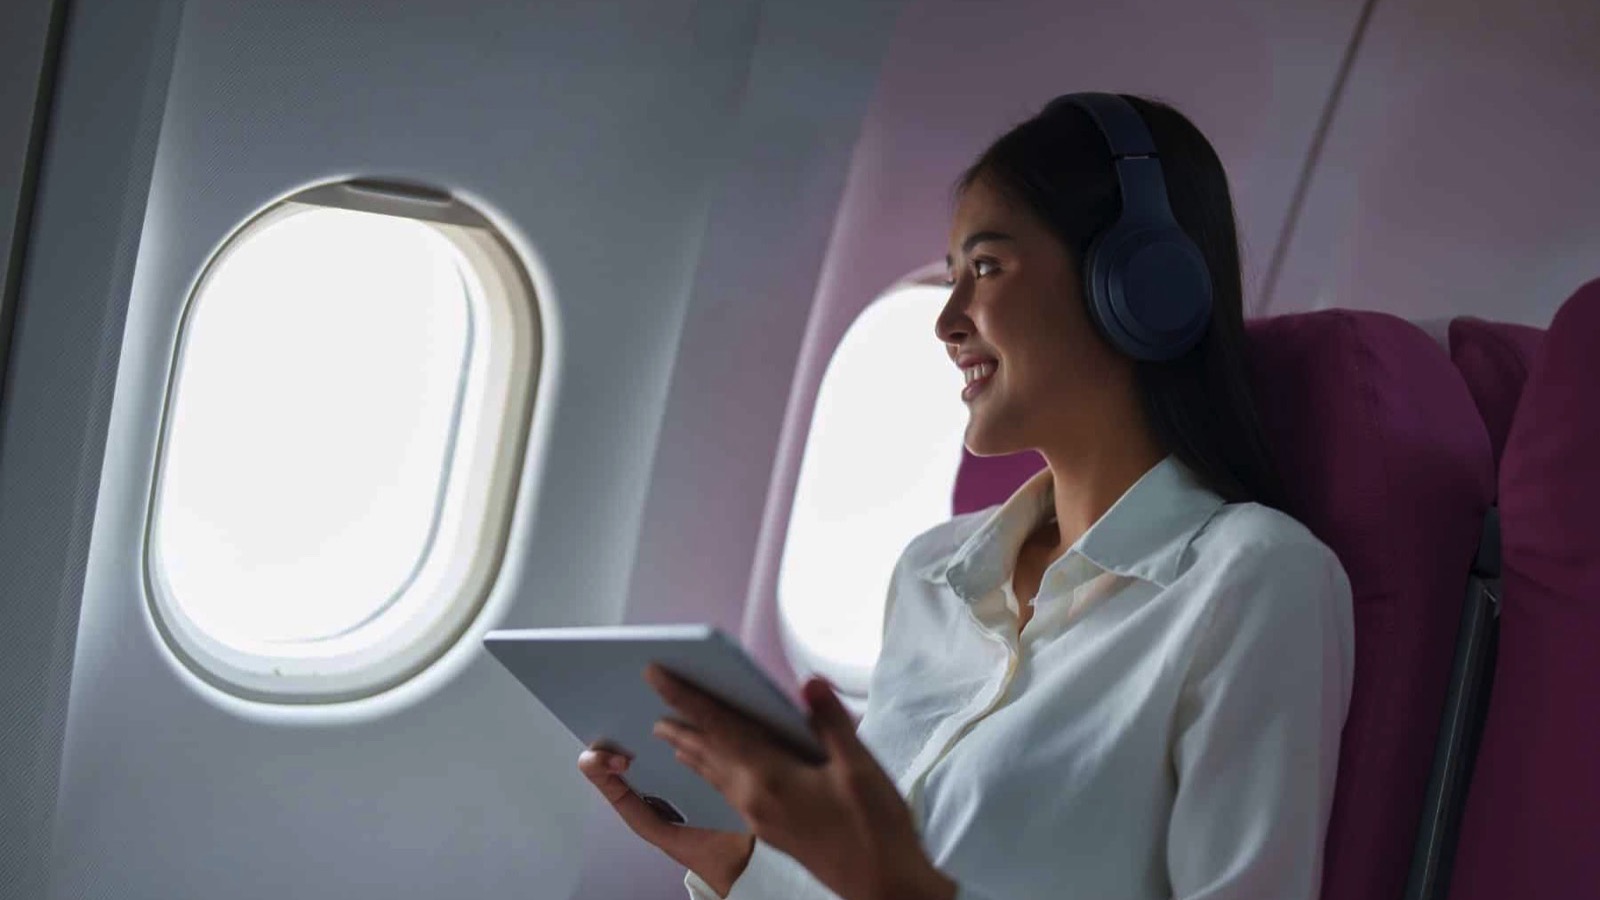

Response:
(1047, 93), (1212, 362)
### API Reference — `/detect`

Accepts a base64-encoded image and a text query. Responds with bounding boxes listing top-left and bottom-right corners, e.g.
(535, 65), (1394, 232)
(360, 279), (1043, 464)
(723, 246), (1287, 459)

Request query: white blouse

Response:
(686, 456), (1354, 899)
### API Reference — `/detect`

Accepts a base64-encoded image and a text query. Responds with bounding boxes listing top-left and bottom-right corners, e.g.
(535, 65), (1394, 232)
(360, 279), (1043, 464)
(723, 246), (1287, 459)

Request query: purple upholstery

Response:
(1450, 279), (1600, 900)
(1248, 312), (1493, 900)
(952, 309), (1495, 900)
(1448, 317), (1545, 466)
(952, 448), (1044, 516)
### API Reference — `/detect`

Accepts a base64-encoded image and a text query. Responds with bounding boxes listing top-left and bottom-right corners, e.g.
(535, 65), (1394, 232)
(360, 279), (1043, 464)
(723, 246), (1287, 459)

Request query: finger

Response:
(673, 746), (713, 782)
(645, 665), (782, 763)
(653, 717), (711, 759)
(577, 750), (637, 803)
(802, 677), (868, 765)
(655, 719), (725, 780)
(579, 748), (630, 777)
(645, 664), (730, 725)
(577, 752), (689, 843)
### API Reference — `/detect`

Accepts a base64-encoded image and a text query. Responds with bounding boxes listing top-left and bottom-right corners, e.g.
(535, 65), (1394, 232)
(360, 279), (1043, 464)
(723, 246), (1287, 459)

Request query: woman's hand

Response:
(646, 664), (958, 900)
(576, 745), (755, 895)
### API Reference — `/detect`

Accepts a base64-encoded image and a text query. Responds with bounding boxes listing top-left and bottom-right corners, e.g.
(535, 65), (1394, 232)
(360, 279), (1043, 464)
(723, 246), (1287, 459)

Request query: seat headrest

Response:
(1498, 279), (1600, 598)
(1447, 317), (1545, 466)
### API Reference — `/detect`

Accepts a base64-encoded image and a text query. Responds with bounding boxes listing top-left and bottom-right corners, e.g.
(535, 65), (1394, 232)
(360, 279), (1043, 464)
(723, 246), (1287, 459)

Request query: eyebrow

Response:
(944, 230), (1017, 268)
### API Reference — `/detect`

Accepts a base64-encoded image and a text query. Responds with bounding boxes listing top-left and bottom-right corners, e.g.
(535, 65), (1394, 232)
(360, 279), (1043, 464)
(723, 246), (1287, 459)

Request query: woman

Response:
(578, 92), (1354, 900)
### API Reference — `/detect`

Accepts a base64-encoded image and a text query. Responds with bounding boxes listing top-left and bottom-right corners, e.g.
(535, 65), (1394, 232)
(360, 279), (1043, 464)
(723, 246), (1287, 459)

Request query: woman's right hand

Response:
(577, 746), (755, 896)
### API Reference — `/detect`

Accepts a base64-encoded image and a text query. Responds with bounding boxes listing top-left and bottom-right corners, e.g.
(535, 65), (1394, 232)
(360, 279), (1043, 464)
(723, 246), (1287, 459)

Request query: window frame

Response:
(143, 180), (541, 704)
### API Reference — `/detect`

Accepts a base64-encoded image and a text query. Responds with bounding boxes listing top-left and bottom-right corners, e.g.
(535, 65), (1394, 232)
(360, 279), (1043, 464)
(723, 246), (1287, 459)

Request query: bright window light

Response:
(147, 182), (539, 703)
(157, 209), (469, 646)
(778, 284), (967, 695)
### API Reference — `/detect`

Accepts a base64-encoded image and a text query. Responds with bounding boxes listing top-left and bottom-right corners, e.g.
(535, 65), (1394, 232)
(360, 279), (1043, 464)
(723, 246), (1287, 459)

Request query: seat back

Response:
(952, 310), (1496, 900)
(1449, 280), (1600, 899)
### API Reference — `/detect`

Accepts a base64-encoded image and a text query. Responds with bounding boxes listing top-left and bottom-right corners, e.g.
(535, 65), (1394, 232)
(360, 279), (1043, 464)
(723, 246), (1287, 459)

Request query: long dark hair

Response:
(956, 93), (1283, 509)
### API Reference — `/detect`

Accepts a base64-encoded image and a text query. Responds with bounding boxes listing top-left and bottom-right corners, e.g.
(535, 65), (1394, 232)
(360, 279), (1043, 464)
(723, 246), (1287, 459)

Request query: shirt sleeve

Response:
(682, 838), (844, 900)
(1165, 537), (1355, 899)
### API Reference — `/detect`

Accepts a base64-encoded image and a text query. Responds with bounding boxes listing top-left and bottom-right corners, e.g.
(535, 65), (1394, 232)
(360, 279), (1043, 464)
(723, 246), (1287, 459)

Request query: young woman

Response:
(578, 92), (1354, 900)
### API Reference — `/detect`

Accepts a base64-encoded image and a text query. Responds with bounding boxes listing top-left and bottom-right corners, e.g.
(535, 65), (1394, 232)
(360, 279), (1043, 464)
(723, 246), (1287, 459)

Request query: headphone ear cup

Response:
(1083, 223), (1212, 361)
(1082, 227), (1129, 355)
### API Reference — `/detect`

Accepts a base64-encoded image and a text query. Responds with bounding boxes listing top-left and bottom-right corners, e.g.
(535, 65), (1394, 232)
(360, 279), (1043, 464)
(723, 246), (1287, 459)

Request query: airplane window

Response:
(146, 182), (539, 703)
(778, 284), (966, 697)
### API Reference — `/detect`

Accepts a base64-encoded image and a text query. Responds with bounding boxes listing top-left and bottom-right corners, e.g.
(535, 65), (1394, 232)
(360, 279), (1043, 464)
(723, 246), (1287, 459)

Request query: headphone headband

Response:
(1050, 92), (1156, 156)
(1050, 92), (1177, 226)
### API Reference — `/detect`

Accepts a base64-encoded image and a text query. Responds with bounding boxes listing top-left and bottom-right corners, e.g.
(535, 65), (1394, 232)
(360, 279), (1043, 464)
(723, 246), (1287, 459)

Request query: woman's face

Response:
(937, 174), (1134, 457)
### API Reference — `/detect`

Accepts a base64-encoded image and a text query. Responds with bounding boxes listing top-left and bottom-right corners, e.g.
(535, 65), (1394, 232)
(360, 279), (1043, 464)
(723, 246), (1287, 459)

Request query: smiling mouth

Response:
(961, 361), (997, 402)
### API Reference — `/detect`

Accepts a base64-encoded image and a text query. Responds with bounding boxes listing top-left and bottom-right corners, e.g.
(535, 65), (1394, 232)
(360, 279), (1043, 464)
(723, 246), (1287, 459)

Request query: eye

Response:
(941, 258), (999, 287)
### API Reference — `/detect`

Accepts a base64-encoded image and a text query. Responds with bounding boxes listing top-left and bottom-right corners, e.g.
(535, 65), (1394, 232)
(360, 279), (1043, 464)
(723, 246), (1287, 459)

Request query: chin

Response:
(962, 410), (1032, 458)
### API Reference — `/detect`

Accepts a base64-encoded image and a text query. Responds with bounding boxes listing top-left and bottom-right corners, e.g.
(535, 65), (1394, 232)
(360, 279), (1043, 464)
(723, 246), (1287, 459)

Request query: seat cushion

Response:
(951, 309), (1495, 900)
(1448, 317), (1545, 466)
(1450, 279), (1600, 899)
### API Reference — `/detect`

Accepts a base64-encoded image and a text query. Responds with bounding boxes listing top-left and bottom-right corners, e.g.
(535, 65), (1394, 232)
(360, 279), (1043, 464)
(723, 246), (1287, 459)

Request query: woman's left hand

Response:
(645, 663), (957, 900)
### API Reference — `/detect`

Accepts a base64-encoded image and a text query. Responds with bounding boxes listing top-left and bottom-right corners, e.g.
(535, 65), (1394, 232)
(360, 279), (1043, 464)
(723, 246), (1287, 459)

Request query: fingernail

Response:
(608, 756), (626, 771)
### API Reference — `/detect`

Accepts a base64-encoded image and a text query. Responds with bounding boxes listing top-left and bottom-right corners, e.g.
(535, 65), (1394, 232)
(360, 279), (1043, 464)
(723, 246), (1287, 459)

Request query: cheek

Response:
(1005, 309), (1101, 387)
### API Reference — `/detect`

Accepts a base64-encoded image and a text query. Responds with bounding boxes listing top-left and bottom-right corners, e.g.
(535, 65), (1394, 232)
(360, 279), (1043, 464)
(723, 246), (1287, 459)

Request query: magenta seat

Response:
(1449, 280), (1600, 900)
(952, 448), (1043, 516)
(953, 309), (1495, 900)
(1447, 317), (1545, 467)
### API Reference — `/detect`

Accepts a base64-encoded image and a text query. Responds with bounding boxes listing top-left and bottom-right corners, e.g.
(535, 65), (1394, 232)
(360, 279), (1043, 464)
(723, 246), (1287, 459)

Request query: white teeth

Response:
(963, 362), (995, 385)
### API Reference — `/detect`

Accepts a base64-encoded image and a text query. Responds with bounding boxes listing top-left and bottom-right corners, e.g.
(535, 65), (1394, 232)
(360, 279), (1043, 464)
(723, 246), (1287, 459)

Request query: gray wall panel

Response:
(0, 0), (58, 308)
(583, 1), (901, 896)
(0, 2), (183, 899)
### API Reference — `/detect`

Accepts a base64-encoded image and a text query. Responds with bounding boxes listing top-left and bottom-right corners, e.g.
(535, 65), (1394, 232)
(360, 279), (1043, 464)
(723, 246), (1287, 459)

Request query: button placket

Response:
(902, 601), (1019, 811)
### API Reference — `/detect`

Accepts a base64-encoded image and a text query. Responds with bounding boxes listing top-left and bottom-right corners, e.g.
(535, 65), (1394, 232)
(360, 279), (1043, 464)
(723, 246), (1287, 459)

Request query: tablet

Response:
(483, 624), (825, 832)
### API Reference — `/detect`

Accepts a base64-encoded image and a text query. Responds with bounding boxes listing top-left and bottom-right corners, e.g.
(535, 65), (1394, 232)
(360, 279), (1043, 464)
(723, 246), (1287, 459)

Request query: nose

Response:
(935, 281), (972, 350)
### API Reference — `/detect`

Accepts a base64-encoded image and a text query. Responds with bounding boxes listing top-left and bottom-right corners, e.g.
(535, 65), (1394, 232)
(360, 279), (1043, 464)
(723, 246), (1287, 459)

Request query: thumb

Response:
(803, 677), (862, 759)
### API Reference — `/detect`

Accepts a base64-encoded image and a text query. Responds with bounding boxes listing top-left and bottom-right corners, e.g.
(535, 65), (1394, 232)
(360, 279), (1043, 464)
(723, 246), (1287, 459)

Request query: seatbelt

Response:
(1404, 506), (1501, 900)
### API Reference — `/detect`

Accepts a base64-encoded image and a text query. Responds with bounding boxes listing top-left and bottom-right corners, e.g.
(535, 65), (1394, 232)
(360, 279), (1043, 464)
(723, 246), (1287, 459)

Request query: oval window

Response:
(146, 181), (540, 703)
(777, 283), (966, 696)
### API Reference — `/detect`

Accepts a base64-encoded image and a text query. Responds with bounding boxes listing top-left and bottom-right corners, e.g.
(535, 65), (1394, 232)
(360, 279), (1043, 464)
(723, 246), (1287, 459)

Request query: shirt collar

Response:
(920, 455), (1225, 603)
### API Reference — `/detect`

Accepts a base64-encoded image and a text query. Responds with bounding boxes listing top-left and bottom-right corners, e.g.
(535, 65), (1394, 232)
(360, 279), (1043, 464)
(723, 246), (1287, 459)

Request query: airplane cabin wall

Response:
(45, 2), (894, 900)
(1267, 0), (1600, 324)
(578, 5), (902, 895)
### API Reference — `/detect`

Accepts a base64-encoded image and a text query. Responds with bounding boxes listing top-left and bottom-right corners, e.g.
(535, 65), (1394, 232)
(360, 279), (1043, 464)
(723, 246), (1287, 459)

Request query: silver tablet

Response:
(483, 624), (825, 832)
